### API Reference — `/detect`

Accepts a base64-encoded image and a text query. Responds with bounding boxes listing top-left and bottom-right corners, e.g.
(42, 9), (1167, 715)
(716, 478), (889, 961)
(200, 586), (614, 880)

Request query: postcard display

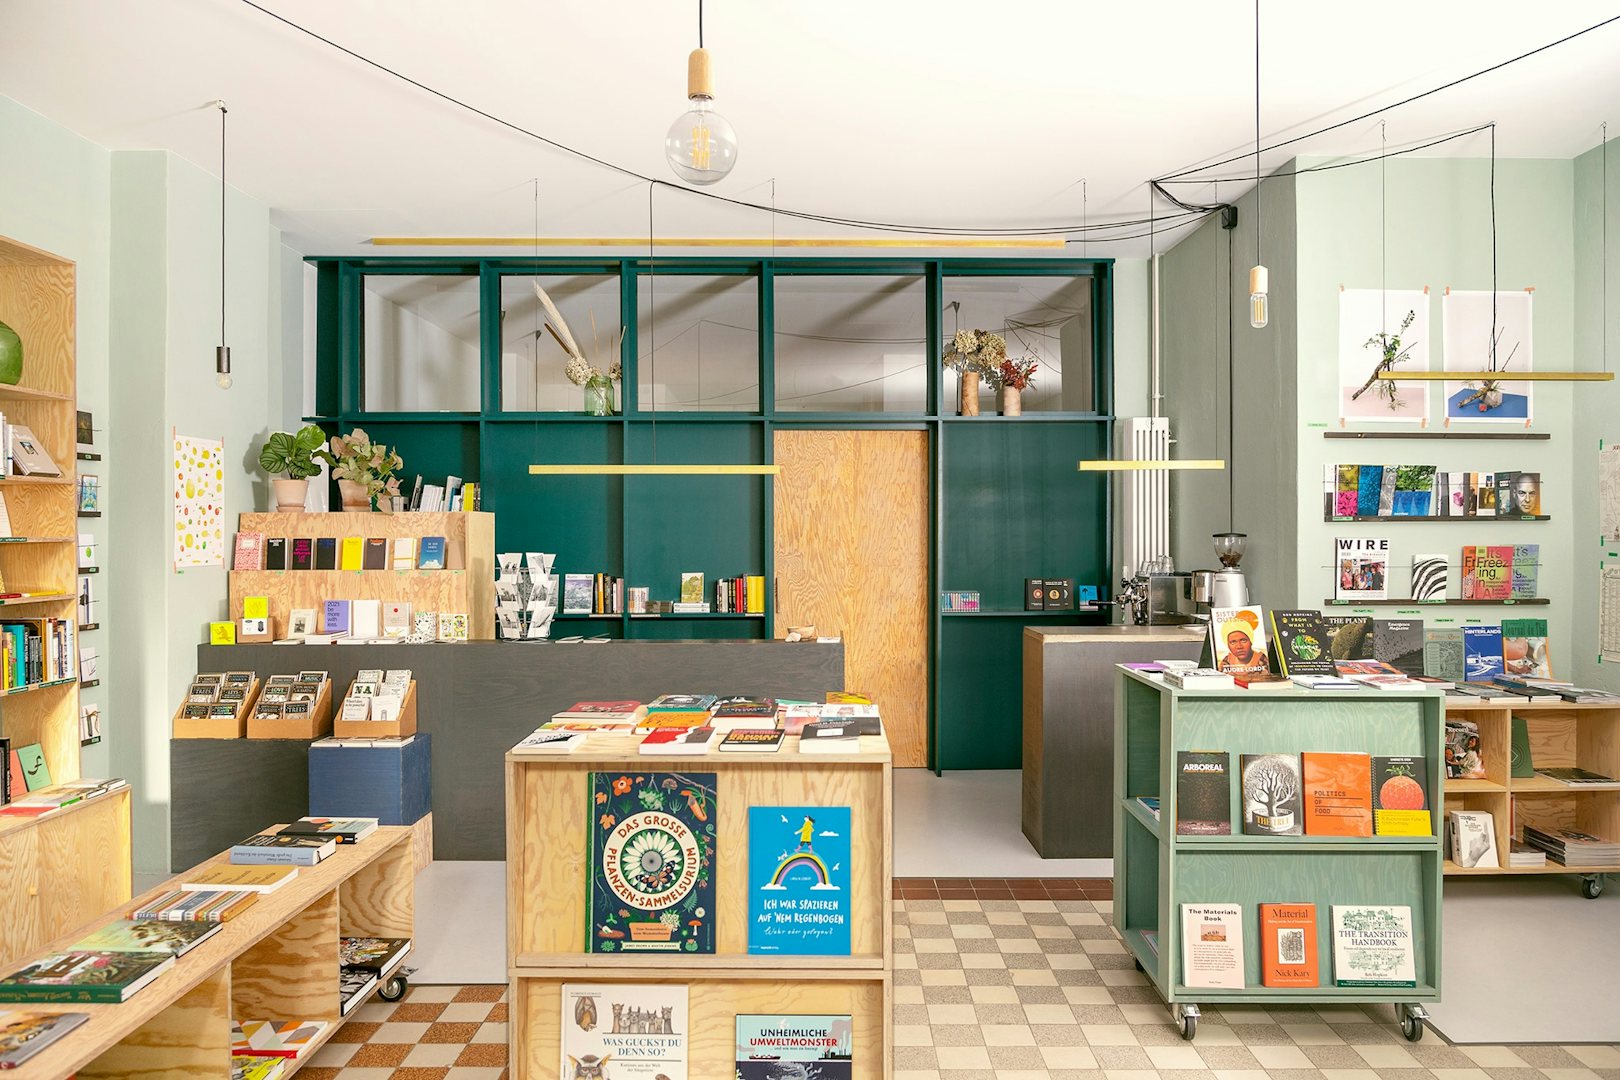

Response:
(505, 730), (892, 1078)
(1111, 668), (1443, 1042)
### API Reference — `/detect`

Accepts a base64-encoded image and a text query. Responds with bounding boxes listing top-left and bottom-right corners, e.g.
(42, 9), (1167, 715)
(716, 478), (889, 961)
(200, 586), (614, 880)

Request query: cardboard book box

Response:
(247, 678), (335, 740)
(332, 680), (418, 740)
(172, 680), (261, 739)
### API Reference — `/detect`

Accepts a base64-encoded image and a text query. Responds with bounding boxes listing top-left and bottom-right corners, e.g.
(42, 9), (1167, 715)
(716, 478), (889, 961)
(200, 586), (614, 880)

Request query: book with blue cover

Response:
(586, 772), (715, 955)
(747, 806), (851, 956)
(322, 600), (351, 637)
(1462, 624), (1504, 683)
(416, 536), (446, 570)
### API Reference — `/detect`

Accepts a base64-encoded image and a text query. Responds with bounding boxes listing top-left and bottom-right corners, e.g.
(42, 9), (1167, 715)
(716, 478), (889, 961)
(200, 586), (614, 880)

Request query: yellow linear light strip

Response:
(1376, 371), (1615, 382)
(372, 235), (1065, 250)
(1078, 459), (1227, 472)
(530, 464), (781, 476)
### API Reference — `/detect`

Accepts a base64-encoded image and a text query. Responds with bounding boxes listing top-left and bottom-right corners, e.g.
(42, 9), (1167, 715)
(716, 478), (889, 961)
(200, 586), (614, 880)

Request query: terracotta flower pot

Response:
(959, 373), (981, 417)
(337, 479), (372, 512)
(271, 477), (309, 512)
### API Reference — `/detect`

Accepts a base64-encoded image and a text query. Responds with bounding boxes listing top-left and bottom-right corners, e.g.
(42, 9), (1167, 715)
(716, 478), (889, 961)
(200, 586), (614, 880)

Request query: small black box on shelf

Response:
(1025, 579), (1046, 610)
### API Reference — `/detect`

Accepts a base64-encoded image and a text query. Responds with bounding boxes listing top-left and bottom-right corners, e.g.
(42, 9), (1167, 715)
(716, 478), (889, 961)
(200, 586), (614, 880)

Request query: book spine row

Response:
(0, 617), (74, 690)
(593, 573), (623, 615)
(713, 575), (766, 614)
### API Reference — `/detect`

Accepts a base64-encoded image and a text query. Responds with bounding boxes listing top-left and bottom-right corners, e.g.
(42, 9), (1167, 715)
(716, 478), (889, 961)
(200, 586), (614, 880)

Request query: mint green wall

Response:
(1293, 158), (1574, 653)
(1, 94), (302, 874)
(1572, 140), (1619, 687)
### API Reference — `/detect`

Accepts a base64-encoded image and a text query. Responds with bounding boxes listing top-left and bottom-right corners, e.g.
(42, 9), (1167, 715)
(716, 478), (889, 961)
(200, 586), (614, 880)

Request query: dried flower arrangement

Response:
(944, 329), (1008, 383)
(997, 357), (1039, 391)
(534, 281), (624, 387)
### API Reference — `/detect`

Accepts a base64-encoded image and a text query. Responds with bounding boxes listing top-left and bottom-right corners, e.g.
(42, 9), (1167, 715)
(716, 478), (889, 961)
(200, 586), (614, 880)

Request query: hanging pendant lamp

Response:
(214, 99), (232, 389)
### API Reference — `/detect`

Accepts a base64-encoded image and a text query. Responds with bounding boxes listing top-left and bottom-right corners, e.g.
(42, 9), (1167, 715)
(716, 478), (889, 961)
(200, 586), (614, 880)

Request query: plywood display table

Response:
(5, 824), (412, 1079)
(0, 787), (130, 972)
(506, 732), (894, 1079)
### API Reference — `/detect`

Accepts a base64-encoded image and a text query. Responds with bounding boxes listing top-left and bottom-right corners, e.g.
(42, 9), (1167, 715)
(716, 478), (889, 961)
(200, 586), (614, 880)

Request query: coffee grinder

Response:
(1210, 532), (1249, 608)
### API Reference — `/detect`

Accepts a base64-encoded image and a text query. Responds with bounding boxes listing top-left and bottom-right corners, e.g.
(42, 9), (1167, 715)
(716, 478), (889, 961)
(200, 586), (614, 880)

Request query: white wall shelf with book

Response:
(1113, 667), (1444, 1042)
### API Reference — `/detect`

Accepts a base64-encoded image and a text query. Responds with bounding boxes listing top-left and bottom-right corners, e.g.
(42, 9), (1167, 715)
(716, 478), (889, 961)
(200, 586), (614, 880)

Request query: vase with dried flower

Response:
(318, 428), (402, 512)
(997, 357), (1038, 416)
(533, 281), (625, 416)
(944, 329), (1007, 417)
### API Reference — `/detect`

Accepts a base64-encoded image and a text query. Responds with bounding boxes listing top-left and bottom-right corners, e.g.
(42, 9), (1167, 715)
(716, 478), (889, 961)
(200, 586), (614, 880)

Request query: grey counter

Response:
(1021, 624), (1205, 858)
(173, 640), (843, 868)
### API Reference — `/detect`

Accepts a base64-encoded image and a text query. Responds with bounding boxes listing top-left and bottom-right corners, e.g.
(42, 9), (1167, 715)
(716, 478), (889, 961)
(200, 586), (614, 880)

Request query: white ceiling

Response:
(3, 0), (1618, 257)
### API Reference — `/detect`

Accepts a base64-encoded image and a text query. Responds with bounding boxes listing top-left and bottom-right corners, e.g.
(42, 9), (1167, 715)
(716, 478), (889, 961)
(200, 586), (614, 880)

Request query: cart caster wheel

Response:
(1398, 1004), (1428, 1042)
(378, 976), (407, 1002)
(1134, 957), (1145, 973)
(1175, 1004), (1200, 1041)
(1582, 876), (1604, 900)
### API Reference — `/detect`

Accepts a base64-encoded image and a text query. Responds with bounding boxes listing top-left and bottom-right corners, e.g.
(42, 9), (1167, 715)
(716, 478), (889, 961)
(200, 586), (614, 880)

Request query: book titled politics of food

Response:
(586, 772), (715, 954)
(747, 806), (852, 955)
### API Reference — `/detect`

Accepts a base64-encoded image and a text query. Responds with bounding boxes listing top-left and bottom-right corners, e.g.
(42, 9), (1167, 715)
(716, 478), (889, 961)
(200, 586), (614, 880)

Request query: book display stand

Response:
(0, 824), (413, 1078)
(504, 730), (894, 1079)
(0, 788), (131, 972)
(1113, 668), (1444, 1042)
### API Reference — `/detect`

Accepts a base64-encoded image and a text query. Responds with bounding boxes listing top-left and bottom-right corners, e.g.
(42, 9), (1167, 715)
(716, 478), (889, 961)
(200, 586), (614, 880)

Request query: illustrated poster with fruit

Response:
(1371, 756), (1431, 836)
(586, 772), (716, 954)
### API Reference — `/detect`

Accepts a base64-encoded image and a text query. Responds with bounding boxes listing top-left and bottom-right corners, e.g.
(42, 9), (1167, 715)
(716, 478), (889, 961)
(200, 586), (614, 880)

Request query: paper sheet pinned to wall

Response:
(173, 432), (224, 569)
(1601, 568), (1620, 665)
(1601, 446), (1620, 541)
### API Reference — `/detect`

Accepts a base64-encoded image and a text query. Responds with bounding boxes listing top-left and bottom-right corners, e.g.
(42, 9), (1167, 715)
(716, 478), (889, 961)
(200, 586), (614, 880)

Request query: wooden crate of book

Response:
(247, 678), (335, 741)
(504, 731), (894, 1080)
(171, 679), (262, 740)
(227, 511), (495, 640)
(332, 680), (418, 740)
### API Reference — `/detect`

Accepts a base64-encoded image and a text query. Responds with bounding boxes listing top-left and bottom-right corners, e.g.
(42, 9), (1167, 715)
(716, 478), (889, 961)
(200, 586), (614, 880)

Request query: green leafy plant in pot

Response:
(258, 424), (327, 511)
(0, 320), (22, 386)
(318, 427), (402, 512)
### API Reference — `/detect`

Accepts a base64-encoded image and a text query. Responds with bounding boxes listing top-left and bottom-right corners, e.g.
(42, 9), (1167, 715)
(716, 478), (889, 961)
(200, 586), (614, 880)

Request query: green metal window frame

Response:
(306, 255), (1116, 772)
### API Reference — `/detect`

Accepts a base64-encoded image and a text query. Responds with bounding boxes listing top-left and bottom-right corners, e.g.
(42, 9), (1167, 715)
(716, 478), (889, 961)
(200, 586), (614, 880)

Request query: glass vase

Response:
(584, 376), (616, 417)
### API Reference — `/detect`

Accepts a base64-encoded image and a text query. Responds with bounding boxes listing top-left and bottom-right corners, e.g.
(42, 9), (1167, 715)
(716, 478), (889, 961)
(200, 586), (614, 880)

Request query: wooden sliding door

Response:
(773, 430), (929, 766)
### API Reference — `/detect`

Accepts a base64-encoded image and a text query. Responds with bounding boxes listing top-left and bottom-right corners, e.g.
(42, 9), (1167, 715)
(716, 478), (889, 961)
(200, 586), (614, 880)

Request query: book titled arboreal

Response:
(747, 806), (852, 956)
(586, 772), (716, 954)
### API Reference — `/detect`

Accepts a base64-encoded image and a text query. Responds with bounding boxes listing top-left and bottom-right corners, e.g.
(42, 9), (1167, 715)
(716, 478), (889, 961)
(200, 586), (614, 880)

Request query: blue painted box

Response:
(308, 733), (431, 826)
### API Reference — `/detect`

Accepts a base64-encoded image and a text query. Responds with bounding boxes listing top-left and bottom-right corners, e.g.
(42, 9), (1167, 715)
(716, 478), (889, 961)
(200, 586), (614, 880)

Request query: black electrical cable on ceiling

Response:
(1253, 0), (1261, 267)
(1157, 124), (1495, 185)
(1226, 213), (1235, 533)
(698, 0), (703, 49)
(1158, 12), (1620, 182)
(1491, 123), (1498, 370)
(219, 101), (227, 346)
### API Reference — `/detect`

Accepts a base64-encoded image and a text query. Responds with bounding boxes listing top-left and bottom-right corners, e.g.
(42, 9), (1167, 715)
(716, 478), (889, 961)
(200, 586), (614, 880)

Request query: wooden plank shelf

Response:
(1324, 515), (1549, 523)
(0, 384), (72, 403)
(944, 607), (1101, 617)
(0, 592), (76, 607)
(0, 788), (130, 972)
(1323, 430), (1550, 440)
(0, 476), (74, 486)
(1324, 597), (1549, 606)
(0, 536), (75, 544)
(0, 675), (76, 698)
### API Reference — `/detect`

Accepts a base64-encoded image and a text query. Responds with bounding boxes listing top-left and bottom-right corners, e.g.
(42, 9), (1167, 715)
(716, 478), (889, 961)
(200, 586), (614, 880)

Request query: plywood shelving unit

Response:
(505, 732), (894, 1079)
(0, 787), (130, 972)
(227, 510), (495, 638)
(1442, 698), (1619, 892)
(0, 235), (85, 784)
(4, 824), (413, 1079)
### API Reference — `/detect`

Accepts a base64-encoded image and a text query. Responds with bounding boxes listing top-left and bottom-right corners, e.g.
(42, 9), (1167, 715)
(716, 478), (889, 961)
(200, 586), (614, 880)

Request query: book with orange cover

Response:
(1301, 752), (1372, 837)
(1259, 902), (1319, 987)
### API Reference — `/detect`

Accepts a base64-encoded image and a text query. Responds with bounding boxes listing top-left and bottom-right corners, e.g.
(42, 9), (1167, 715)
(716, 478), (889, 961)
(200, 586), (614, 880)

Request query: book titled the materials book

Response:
(1268, 610), (1337, 677)
(0, 950), (173, 1003)
(1371, 757), (1432, 836)
(562, 983), (688, 1080)
(1241, 754), (1303, 835)
(1174, 751), (1231, 835)
(230, 832), (337, 866)
(1331, 905), (1416, 987)
(1259, 903), (1319, 988)
(0, 1010), (90, 1067)
(1300, 752), (1372, 837)
(736, 1014), (853, 1079)
(1180, 903), (1244, 989)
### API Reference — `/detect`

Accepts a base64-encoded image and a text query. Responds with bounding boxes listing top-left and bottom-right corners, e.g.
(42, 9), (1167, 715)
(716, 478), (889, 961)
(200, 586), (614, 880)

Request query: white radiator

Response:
(1119, 417), (1171, 578)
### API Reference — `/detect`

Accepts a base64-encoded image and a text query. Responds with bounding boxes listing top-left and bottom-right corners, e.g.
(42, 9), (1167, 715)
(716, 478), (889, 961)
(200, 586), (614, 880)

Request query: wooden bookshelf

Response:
(2, 824), (412, 1079)
(227, 511), (495, 639)
(0, 787), (130, 972)
(505, 731), (894, 1079)
(1442, 698), (1620, 895)
(0, 235), (83, 786)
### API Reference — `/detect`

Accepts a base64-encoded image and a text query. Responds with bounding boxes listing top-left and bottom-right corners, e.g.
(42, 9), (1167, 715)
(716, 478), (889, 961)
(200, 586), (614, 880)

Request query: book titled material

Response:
(1259, 903), (1319, 987)
(1241, 753), (1303, 835)
(1335, 537), (1391, 601)
(1448, 810), (1499, 868)
(1174, 751), (1231, 835)
(1180, 903), (1245, 989)
(1371, 756), (1432, 836)
(562, 983), (688, 1080)
(1331, 905), (1416, 987)
(1301, 752), (1372, 837)
(180, 864), (299, 894)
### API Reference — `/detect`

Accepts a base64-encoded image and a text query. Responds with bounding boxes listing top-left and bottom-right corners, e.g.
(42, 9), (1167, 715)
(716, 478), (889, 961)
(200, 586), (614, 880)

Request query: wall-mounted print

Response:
(1443, 289), (1533, 424)
(1338, 289), (1430, 424)
(172, 432), (225, 569)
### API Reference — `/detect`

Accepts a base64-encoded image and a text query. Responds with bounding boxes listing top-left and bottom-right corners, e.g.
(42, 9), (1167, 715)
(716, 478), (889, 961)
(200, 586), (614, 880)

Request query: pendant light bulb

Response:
(215, 345), (233, 390)
(1248, 264), (1269, 329)
(665, 48), (737, 185)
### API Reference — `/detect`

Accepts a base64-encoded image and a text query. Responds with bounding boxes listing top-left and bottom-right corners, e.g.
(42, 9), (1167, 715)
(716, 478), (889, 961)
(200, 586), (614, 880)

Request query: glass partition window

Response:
(500, 274), (622, 411)
(942, 276), (1095, 412)
(362, 275), (481, 412)
(637, 274), (758, 412)
(773, 275), (926, 413)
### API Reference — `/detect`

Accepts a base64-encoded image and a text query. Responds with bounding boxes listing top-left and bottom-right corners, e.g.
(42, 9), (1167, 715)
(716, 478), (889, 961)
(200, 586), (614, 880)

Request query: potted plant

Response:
(257, 424), (327, 511)
(318, 428), (402, 512)
(996, 357), (1038, 416)
(943, 329), (1007, 416)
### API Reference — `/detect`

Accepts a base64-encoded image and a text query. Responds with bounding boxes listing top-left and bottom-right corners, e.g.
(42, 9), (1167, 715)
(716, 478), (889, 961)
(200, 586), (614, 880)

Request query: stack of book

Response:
(1523, 825), (1620, 867)
(1508, 840), (1548, 868)
(339, 936), (411, 1015)
(518, 693), (881, 756)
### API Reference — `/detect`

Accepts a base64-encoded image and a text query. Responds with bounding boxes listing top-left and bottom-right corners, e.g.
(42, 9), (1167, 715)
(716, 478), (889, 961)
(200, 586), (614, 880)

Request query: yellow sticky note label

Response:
(209, 621), (237, 645)
(243, 596), (270, 620)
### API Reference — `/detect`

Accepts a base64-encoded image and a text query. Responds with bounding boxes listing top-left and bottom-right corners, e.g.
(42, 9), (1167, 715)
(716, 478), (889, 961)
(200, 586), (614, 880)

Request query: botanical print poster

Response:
(1338, 288), (1430, 423)
(1442, 289), (1533, 423)
(1600, 446), (1620, 540)
(173, 432), (224, 568)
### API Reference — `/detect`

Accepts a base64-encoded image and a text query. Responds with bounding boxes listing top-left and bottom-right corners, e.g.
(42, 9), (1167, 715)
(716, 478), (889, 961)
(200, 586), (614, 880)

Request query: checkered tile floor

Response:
(313, 886), (1620, 1080)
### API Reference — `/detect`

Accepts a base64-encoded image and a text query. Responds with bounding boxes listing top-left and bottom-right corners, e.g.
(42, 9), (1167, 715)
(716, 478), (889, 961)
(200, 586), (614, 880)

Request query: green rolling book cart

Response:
(1112, 668), (1445, 1041)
